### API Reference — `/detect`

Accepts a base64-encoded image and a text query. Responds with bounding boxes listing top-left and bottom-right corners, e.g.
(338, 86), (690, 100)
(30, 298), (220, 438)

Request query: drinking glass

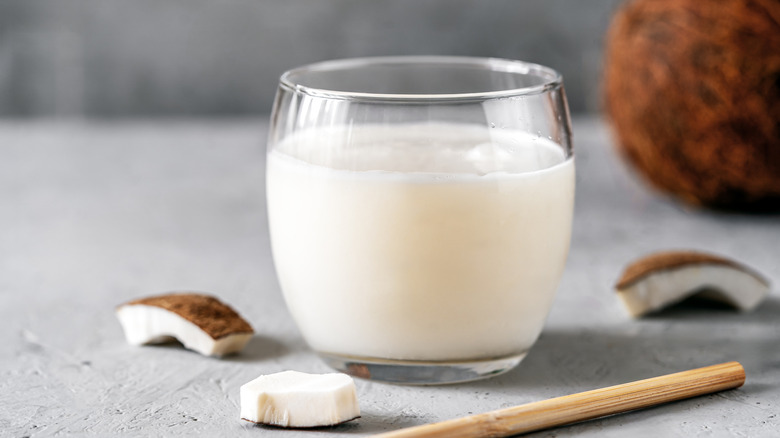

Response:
(266, 56), (574, 384)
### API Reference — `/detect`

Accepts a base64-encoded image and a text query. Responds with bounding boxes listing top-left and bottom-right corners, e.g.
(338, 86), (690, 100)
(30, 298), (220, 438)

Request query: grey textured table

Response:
(1, 117), (778, 437)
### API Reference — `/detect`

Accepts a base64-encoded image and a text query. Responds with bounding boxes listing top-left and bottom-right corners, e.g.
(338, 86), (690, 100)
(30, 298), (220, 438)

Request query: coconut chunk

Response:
(615, 251), (770, 317)
(116, 293), (253, 356)
(240, 371), (360, 428)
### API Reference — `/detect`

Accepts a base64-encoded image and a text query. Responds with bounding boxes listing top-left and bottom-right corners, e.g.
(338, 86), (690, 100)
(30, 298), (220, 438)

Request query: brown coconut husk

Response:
(604, 0), (780, 211)
(123, 293), (253, 339)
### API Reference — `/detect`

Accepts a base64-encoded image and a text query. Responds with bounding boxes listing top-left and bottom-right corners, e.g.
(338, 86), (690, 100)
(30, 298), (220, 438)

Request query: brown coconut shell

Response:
(122, 293), (253, 339)
(604, 0), (780, 211)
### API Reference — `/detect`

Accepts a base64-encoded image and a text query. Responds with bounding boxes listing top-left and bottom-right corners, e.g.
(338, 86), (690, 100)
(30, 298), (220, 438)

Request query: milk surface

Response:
(267, 123), (575, 361)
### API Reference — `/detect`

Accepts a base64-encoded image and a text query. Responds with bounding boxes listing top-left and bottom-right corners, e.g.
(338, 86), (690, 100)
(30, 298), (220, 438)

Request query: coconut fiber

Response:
(604, 0), (780, 210)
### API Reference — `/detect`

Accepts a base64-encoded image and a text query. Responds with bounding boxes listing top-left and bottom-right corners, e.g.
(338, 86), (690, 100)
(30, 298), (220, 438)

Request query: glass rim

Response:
(279, 56), (563, 102)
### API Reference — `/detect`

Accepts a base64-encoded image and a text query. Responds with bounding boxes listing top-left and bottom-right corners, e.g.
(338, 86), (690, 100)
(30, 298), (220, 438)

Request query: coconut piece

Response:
(116, 293), (253, 356)
(240, 370), (360, 428)
(604, 0), (780, 210)
(615, 251), (770, 317)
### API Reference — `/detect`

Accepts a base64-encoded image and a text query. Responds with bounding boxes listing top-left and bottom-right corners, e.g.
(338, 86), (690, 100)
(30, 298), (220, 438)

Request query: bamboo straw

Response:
(374, 361), (745, 438)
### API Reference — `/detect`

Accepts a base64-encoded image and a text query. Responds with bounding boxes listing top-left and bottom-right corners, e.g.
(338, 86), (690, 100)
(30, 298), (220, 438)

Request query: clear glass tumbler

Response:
(266, 56), (574, 384)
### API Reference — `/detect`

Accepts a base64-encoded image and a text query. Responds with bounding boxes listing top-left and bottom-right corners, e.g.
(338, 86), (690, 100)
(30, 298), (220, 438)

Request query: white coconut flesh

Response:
(116, 304), (252, 356)
(617, 264), (770, 317)
(240, 371), (360, 428)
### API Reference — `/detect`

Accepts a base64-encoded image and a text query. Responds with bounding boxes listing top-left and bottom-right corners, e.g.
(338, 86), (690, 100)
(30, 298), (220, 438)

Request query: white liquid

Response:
(267, 123), (575, 361)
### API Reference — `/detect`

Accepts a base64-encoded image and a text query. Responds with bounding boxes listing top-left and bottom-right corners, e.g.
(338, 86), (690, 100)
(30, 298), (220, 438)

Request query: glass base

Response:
(317, 351), (527, 385)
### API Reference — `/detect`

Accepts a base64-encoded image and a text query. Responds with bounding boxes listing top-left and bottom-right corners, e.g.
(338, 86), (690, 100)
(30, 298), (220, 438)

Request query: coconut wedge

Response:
(116, 293), (253, 356)
(615, 251), (770, 317)
(240, 371), (360, 428)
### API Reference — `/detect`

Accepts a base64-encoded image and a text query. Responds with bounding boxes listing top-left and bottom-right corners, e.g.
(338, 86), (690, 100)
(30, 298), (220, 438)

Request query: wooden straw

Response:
(374, 361), (745, 438)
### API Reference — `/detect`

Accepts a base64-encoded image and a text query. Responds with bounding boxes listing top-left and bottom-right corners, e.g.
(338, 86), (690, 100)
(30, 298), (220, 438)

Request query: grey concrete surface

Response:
(0, 0), (623, 117)
(0, 117), (778, 437)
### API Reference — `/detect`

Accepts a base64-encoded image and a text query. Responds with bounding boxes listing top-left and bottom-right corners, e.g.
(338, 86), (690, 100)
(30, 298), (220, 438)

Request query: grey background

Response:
(2, 118), (778, 436)
(0, 0), (625, 118)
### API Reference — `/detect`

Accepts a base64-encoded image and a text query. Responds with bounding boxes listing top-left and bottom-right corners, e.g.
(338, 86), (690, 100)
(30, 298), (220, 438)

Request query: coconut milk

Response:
(267, 123), (574, 361)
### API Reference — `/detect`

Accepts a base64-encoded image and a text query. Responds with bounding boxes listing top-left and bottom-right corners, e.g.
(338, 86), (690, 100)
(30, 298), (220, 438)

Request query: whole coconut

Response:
(604, 0), (780, 210)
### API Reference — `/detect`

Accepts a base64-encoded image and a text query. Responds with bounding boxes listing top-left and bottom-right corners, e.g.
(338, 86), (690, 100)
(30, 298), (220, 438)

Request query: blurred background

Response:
(0, 0), (624, 118)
